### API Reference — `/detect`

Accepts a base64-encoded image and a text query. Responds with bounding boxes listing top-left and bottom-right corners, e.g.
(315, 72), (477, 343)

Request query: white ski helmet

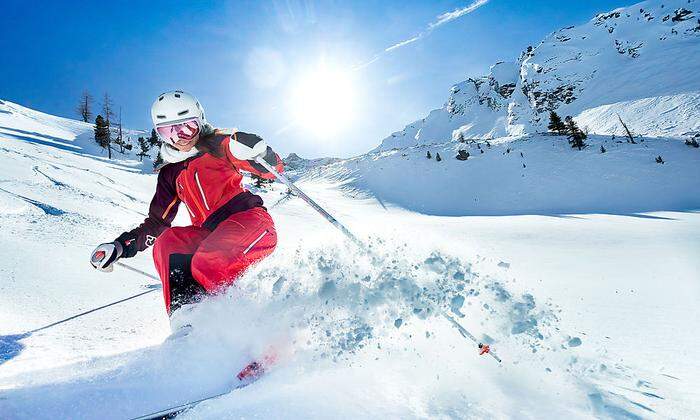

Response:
(150, 90), (206, 128)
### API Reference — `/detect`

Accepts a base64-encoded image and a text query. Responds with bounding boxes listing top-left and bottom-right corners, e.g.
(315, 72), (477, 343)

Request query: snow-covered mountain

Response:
(282, 153), (340, 175)
(377, 0), (700, 151)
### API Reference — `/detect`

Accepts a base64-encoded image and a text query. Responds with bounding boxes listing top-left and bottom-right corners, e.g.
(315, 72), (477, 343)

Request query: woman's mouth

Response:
(175, 137), (195, 147)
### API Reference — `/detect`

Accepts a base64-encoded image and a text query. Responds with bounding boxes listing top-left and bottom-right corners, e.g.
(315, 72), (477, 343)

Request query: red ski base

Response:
(237, 352), (277, 383)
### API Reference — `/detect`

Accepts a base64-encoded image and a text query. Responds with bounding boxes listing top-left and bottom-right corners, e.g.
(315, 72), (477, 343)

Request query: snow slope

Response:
(377, 0), (700, 151)
(0, 99), (151, 165)
(0, 97), (699, 420)
(317, 134), (700, 216)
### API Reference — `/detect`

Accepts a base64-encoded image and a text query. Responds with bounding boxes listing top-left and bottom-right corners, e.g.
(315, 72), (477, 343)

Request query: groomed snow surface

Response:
(0, 95), (699, 419)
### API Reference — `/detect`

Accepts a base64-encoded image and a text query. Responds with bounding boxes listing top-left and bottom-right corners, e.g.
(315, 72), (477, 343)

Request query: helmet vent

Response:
(177, 110), (189, 116)
(174, 93), (181, 98)
(158, 96), (164, 101)
(156, 115), (166, 119)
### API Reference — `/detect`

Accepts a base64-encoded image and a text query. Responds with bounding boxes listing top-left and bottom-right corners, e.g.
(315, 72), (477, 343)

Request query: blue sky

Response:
(0, 0), (632, 158)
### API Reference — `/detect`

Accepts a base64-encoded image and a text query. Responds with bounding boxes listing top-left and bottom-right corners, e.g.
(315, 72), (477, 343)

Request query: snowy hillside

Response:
(378, 0), (700, 150)
(0, 99), (151, 165)
(1, 94), (700, 418)
(315, 134), (700, 216)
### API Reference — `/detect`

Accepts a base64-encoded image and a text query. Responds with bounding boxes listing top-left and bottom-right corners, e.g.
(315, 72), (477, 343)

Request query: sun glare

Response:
(289, 64), (355, 137)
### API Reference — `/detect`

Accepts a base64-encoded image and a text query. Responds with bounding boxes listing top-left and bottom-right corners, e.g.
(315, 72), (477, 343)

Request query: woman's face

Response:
(156, 119), (201, 152)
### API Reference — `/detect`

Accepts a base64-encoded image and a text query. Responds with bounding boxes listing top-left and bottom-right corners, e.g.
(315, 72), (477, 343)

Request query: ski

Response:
(129, 385), (247, 420)
(130, 356), (274, 420)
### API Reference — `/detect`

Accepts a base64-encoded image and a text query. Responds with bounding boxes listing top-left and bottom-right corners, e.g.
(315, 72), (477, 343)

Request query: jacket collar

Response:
(160, 142), (200, 163)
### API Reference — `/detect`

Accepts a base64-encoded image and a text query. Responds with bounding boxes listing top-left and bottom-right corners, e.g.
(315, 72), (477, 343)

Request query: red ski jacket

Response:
(115, 131), (283, 257)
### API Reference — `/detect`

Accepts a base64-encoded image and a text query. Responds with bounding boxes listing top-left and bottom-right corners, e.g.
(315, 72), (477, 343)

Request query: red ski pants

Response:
(152, 207), (277, 314)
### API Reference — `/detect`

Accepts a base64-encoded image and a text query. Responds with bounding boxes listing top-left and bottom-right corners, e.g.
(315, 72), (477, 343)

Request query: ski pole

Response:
(21, 263), (160, 335)
(116, 261), (160, 282)
(441, 311), (502, 363)
(29, 288), (158, 334)
(254, 156), (502, 363)
(254, 157), (364, 249)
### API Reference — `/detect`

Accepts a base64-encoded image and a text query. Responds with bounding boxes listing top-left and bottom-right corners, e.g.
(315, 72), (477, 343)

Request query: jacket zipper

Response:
(194, 170), (211, 211)
(178, 181), (196, 219)
(183, 172), (207, 221)
(183, 200), (196, 219)
(243, 230), (269, 255)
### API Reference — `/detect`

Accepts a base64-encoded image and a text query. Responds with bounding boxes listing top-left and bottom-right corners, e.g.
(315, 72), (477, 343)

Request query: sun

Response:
(289, 63), (356, 137)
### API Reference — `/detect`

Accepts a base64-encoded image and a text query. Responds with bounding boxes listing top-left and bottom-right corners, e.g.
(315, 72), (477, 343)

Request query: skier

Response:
(89, 91), (283, 316)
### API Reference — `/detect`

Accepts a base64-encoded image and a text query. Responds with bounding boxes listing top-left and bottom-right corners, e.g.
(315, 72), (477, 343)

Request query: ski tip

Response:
(478, 343), (502, 363)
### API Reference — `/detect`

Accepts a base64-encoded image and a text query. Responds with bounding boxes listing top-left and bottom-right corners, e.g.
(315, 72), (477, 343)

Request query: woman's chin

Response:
(174, 140), (196, 152)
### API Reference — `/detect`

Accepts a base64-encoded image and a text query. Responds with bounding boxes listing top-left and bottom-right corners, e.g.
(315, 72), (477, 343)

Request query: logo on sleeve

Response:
(146, 235), (156, 247)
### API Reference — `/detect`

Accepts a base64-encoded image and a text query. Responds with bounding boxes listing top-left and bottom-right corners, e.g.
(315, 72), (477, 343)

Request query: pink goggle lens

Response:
(156, 119), (200, 145)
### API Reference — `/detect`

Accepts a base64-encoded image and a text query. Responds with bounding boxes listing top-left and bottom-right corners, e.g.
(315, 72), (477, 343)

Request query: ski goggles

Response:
(156, 118), (201, 145)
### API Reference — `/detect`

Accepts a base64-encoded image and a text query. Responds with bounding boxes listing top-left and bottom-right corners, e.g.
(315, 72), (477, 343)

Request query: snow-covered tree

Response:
(435, 152), (442, 162)
(684, 137), (699, 148)
(456, 150), (469, 160)
(426, 150), (432, 159)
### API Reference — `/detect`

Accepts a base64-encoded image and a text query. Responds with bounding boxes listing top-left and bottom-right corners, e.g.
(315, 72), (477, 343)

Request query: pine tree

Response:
(426, 151), (432, 159)
(148, 128), (161, 148)
(600, 145), (606, 153)
(136, 136), (150, 161)
(457, 132), (466, 143)
(655, 155), (664, 164)
(456, 150), (469, 160)
(685, 137), (699, 148)
(252, 174), (273, 189)
(94, 115), (111, 155)
(565, 116), (587, 150)
(153, 150), (164, 170)
(435, 152), (442, 162)
(76, 90), (93, 122)
(548, 111), (566, 135)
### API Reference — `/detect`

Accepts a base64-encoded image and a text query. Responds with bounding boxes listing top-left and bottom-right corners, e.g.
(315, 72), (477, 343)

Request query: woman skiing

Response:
(90, 91), (283, 315)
